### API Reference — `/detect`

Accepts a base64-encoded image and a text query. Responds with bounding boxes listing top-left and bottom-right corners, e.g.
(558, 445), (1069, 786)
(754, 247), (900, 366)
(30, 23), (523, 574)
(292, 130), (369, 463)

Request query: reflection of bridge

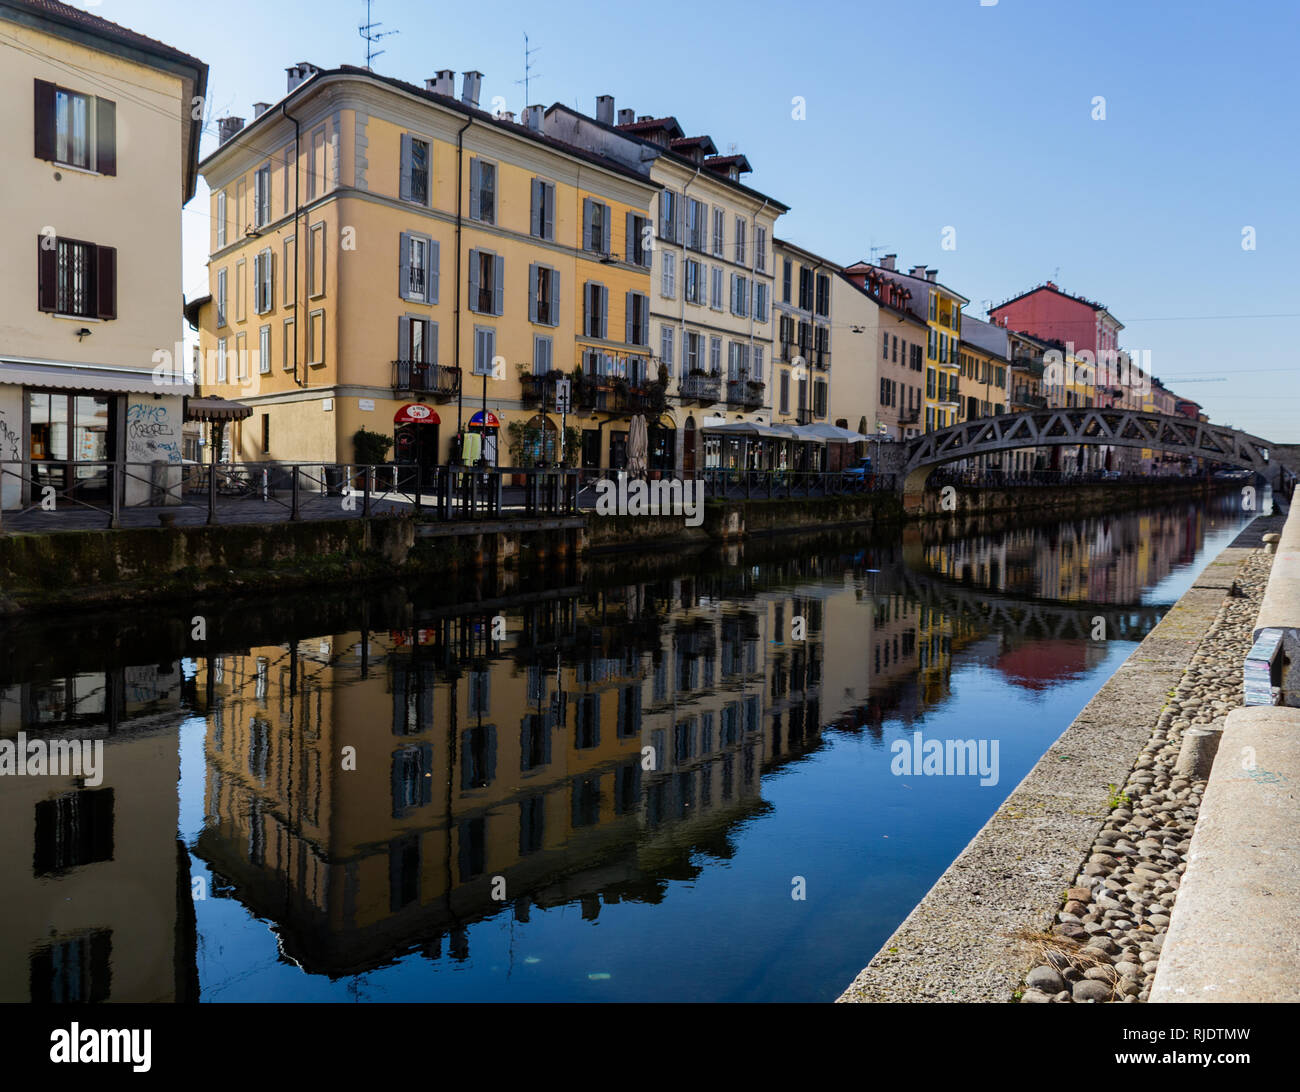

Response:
(894, 567), (1165, 641)
(882, 410), (1281, 500)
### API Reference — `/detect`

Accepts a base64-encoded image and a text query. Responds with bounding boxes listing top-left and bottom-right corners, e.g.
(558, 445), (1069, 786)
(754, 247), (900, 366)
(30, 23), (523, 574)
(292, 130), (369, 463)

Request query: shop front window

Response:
(28, 391), (113, 500)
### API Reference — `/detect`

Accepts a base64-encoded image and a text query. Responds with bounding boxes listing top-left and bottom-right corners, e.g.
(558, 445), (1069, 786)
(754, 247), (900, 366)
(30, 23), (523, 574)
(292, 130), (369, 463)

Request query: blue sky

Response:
(98, 0), (1299, 440)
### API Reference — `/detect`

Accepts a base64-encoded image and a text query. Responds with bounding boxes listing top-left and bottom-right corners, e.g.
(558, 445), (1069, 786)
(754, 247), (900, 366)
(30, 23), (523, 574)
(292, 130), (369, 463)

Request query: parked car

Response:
(842, 456), (873, 483)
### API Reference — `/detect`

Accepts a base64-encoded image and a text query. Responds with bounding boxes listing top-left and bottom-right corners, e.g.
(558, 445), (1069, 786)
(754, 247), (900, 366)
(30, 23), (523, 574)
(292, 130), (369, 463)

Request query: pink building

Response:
(988, 281), (1123, 360)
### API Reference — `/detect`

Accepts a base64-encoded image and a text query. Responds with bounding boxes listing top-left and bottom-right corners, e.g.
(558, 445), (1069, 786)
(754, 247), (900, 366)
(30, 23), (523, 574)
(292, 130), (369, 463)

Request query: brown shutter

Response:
(37, 236), (58, 312)
(96, 97), (116, 175)
(34, 79), (56, 161)
(96, 245), (117, 319)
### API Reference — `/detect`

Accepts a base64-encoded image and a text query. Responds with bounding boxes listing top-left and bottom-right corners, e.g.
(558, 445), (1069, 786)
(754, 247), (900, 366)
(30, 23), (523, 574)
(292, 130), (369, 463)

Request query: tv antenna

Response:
(869, 243), (891, 264)
(359, 0), (399, 70)
(514, 33), (541, 106)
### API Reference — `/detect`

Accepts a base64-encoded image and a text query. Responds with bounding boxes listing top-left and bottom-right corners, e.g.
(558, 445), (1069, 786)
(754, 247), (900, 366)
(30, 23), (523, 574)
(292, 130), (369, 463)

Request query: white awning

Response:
(0, 360), (192, 397)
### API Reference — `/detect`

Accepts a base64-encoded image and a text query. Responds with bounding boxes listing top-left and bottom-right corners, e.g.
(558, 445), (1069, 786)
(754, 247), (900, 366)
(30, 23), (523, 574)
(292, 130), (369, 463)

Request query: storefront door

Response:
(28, 391), (115, 504)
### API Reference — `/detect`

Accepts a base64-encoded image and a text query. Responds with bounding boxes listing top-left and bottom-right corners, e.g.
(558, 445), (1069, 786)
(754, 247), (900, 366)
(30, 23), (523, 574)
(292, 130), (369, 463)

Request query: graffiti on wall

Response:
(126, 402), (182, 464)
(0, 412), (19, 462)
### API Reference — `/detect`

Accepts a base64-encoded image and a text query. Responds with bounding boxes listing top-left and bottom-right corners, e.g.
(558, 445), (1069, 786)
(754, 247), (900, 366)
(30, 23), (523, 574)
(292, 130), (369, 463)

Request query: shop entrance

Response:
(28, 391), (115, 504)
(394, 403), (441, 489)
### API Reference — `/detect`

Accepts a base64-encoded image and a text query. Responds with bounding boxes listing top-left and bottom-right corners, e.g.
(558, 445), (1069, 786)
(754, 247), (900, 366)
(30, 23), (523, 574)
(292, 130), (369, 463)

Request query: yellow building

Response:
(0, 0), (205, 512)
(188, 66), (658, 471)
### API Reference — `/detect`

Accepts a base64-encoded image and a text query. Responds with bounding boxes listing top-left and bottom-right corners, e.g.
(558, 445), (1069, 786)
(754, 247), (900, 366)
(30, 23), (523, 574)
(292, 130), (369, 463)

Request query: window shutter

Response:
(34, 80), (56, 161)
(550, 270), (560, 327)
(675, 199), (684, 245)
(528, 263), (539, 324)
(468, 250), (480, 311)
(469, 158), (481, 219)
(95, 245), (117, 319)
(37, 236), (57, 312)
(600, 285), (609, 340)
(582, 197), (593, 251)
(253, 253), (261, 309)
(625, 291), (633, 346)
(530, 179), (540, 236)
(399, 232), (411, 298)
(493, 254), (504, 316)
(430, 240), (440, 303)
(429, 322), (438, 364)
(400, 134), (413, 203)
(398, 316), (410, 362)
(543, 183), (554, 240)
(95, 97), (116, 175)
(625, 211), (635, 264)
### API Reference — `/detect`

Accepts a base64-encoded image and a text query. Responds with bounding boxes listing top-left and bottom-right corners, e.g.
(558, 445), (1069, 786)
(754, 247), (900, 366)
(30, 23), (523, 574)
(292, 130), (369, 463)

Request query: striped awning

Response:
(185, 396), (253, 422)
(1, 359), (192, 396)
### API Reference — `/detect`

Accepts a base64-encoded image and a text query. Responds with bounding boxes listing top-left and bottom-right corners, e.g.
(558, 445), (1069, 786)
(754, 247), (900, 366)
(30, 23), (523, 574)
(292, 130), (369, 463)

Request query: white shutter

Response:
(493, 254), (504, 316)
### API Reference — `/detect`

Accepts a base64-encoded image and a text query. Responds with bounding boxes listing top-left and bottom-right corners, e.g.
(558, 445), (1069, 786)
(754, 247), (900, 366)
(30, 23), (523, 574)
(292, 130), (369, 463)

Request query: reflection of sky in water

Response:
(168, 506), (1249, 1003)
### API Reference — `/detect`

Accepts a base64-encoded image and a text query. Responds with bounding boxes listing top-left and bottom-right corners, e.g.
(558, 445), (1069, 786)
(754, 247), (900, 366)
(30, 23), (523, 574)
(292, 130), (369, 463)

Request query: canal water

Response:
(0, 495), (1255, 1002)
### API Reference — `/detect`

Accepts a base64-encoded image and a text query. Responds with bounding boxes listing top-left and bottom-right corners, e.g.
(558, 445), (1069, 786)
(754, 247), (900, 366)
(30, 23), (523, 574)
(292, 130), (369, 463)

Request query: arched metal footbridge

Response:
(884, 409), (1281, 498)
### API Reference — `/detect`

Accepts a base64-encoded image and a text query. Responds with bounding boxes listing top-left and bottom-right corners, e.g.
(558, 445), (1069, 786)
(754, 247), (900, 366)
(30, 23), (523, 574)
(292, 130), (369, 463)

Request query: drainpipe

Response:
(749, 198), (769, 418)
(454, 116), (473, 441)
(673, 163), (701, 472)
(282, 102), (303, 388)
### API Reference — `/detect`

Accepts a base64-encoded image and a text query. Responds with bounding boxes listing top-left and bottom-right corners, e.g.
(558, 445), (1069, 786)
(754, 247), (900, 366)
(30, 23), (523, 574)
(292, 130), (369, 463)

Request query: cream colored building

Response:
(0, 0), (205, 511)
(543, 100), (787, 474)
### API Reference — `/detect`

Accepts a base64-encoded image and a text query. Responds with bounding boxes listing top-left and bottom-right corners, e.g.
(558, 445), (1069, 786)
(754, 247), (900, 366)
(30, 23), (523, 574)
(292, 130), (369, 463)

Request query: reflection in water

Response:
(0, 496), (1248, 1001)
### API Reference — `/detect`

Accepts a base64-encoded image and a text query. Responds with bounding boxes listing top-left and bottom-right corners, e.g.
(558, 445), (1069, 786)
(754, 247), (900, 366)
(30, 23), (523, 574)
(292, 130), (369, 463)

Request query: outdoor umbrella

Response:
(628, 414), (648, 479)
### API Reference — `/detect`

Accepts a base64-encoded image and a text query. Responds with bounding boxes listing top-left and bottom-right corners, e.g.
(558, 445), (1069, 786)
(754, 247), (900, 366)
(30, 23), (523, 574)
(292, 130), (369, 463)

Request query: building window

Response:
(216, 191), (227, 248)
(733, 217), (746, 265)
(216, 337), (227, 383)
(529, 263), (559, 326)
(710, 266), (723, 310)
(730, 274), (749, 317)
(533, 334), (553, 374)
(583, 197), (610, 253)
(813, 379), (827, 417)
(307, 309), (325, 365)
(661, 250), (676, 298)
(470, 158), (496, 223)
(926, 367), (936, 398)
(34, 80), (116, 175)
(400, 134), (430, 204)
(259, 324), (271, 374)
(659, 190), (679, 242)
(584, 282), (609, 339)
(660, 325), (674, 371)
(261, 413), (271, 453)
(254, 163), (271, 227)
(753, 282), (769, 323)
(685, 197), (707, 251)
(627, 291), (649, 346)
(881, 331), (888, 358)
(469, 249), (504, 315)
(473, 325), (496, 376)
(755, 226), (767, 273)
(780, 370), (790, 414)
(531, 178), (555, 240)
(37, 237), (115, 320)
(782, 259), (792, 304)
(798, 266), (813, 311)
(399, 315), (436, 364)
(400, 232), (438, 303)
(684, 330), (701, 373)
(34, 789), (114, 875)
(709, 336), (722, 373)
(307, 222), (326, 297)
(627, 212), (650, 267)
(815, 273), (830, 316)
(282, 318), (295, 371)
(712, 207), (725, 256)
(685, 258), (704, 304)
(254, 248), (273, 313)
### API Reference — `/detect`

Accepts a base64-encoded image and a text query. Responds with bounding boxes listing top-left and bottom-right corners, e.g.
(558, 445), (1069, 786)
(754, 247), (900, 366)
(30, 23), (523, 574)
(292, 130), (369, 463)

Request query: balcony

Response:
(1011, 387), (1046, 409)
(393, 360), (461, 401)
(577, 377), (665, 417)
(726, 379), (765, 410)
(1011, 353), (1046, 379)
(899, 408), (920, 425)
(680, 371), (722, 405)
(811, 349), (831, 370)
(938, 380), (960, 405)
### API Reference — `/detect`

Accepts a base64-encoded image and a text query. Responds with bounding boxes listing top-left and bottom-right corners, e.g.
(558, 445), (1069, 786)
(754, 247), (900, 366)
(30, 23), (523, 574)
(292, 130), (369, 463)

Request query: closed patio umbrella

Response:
(628, 414), (648, 479)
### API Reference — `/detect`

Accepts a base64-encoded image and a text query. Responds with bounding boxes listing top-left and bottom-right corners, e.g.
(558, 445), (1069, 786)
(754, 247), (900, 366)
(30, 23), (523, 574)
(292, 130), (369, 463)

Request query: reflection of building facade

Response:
(0, 662), (193, 1001)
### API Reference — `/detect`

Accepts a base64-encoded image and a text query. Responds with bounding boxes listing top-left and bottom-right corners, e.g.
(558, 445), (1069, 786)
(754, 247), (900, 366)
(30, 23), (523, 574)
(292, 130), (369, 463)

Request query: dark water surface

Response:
(0, 496), (1254, 1002)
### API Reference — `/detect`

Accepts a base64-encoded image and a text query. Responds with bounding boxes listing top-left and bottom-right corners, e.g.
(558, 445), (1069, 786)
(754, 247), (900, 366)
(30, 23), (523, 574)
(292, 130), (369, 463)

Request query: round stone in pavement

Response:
(1025, 966), (1065, 993)
(1072, 979), (1112, 1003)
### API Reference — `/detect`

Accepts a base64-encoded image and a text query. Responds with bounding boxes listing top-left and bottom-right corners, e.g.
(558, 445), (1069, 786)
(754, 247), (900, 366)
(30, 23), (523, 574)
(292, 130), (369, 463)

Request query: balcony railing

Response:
(1011, 353), (1046, 379)
(795, 407), (815, 425)
(1011, 388), (1046, 409)
(938, 380), (960, 404)
(680, 372), (722, 404)
(577, 379), (662, 416)
(393, 361), (461, 401)
(899, 408), (920, 425)
(726, 379), (765, 410)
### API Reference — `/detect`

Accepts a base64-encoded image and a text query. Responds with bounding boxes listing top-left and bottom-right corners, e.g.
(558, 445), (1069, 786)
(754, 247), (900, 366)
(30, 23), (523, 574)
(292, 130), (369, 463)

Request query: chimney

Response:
(496, 110), (515, 123)
(909, 264), (927, 279)
(252, 102), (271, 118)
(617, 108), (635, 126)
(926, 269), (938, 283)
(524, 104), (543, 131)
(217, 117), (245, 145)
(461, 71), (483, 108)
(426, 69), (455, 96)
(881, 254), (896, 271)
(596, 94), (614, 125)
(286, 62), (319, 93)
